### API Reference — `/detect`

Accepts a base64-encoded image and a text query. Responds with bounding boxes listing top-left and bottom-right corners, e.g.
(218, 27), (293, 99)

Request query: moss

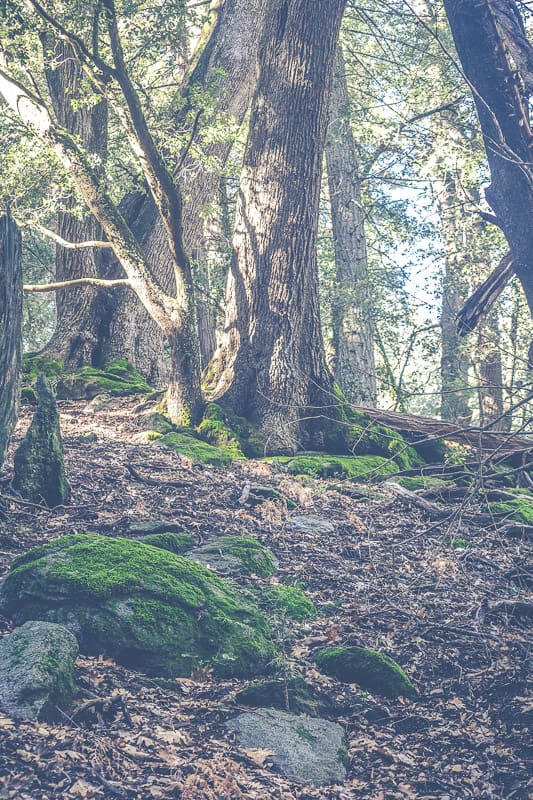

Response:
(261, 584), (316, 621)
(337, 738), (350, 769)
(271, 454), (398, 481)
(140, 412), (174, 435)
(191, 535), (277, 577)
(141, 532), (195, 554)
(452, 537), (469, 549)
(196, 403), (245, 459)
(246, 485), (297, 509)
(2, 534), (277, 678)
(395, 476), (450, 491)
(56, 360), (150, 400)
(159, 431), (238, 466)
(74, 432), (97, 444)
(315, 646), (416, 699)
(295, 725), (318, 743)
(489, 498), (533, 525)
(22, 354), (64, 382)
(235, 676), (337, 718)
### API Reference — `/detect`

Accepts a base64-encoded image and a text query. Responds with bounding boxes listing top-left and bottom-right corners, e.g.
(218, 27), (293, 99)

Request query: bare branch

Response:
(24, 278), (132, 292)
(19, 221), (113, 250)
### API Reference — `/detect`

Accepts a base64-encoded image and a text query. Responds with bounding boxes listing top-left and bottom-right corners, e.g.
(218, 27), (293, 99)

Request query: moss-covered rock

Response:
(139, 412), (174, 435)
(141, 532), (195, 554)
(0, 621), (78, 721)
(22, 354), (64, 382)
(189, 535), (277, 577)
(12, 374), (71, 507)
(0, 534), (276, 678)
(196, 403), (245, 459)
(128, 520), (183, 536)
(159, 431), (238, 466)
(315, 646), (416, 699)
(261, 584), (316, 621)
(489, 498), (533, 525)
(56, 359), (150, 400)
(235, 676), (337, 718)
(272, 454), (398, 480)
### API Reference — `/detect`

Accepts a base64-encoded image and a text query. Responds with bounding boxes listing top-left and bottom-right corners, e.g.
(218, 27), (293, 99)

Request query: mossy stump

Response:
(13, 373), (70, 507)
(0, 534), (276, 678)
(315, 645), (416, 699)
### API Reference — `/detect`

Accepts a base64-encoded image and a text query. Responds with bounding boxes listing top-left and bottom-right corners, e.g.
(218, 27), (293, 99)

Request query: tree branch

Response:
(19, 221), (113, 250)
(24, 278), (132, 292)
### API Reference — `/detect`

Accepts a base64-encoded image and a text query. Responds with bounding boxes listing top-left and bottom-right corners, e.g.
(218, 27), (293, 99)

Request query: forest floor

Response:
(0, 397), (531, 800)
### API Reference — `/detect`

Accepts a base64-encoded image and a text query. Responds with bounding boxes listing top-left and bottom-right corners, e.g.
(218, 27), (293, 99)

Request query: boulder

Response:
(0, 621), (78, 720)
(0, 534), (276, 678)
(235, 676), (338, 718)
(226, 709), (347, 785)
(12, 373), (71, 507)
(315, 646), (416, 699)
(189, 535), (277, 577)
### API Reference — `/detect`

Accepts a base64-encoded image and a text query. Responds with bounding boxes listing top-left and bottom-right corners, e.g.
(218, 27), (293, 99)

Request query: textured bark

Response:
(438, 167), (472, 423)
(477, 309), (506, 430)
(105, 0), (270, 381)
(326, 46), (376, 407)
(0, 211), (22, 468)
(443, 0), (533, 320)
(209, 0), (347, 451)
(42, 39), (109, 369)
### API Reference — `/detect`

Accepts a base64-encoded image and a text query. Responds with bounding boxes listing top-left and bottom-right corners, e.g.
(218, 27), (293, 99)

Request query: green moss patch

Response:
(196, 403), (245, 459)
(261, 584), (316, 621)
(271, 454), (398, 480)
(190, 535), (277, 577)
(395, 476), (450, 491)
(235, 676), (337, 718)
(0, 534), (276, 678)
(141, 532), (195, 554)
(315, 645), (416, 699)
(489, 498), (533, 525)
(56, 360), (150, 400)
(22, 354), (64, 382)
(159, 431), (238, 466)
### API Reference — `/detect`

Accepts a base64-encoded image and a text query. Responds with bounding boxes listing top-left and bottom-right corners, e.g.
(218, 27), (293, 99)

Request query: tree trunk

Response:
(326, 46), (376, 407)
(0, 211), (22, 467)
(438, 168), (472, 423)
(104, 0), (271, 381)
(41, 39), (109, 369)
(208, 0), (347, 452)
(443, 0), (533, 323)
(477, 307), (506, 430)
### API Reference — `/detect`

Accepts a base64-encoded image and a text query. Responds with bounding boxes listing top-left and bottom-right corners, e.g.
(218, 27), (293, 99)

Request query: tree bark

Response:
(477, 308), (506, 430)
(443, 0), (533, 323)
(326, 46), (376, 407)
(208, 0), (347, 452)
(104, 0), (271, 382)
(0, 211), (22, 468)
(41, 39), (110, 369)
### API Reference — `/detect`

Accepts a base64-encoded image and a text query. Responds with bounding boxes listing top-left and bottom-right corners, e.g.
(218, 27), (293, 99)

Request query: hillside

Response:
(0, 397), (531, 800)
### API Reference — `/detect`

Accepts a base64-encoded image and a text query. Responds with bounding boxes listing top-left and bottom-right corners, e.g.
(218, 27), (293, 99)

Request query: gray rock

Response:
(128, 519), (182, 536)
(12, 373), (71, 507)
(286, 515), (335, 536)
(188, 535), (277, 577)
(226, 709), (347, 785)
(0, 621), (78, 720)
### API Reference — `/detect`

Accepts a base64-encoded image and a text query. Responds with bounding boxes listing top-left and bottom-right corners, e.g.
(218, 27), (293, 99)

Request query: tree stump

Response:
(13, 374), (71, 506)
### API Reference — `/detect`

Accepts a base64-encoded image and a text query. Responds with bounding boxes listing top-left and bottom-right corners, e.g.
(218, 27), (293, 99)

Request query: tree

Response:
(0, 210), (22, 467)
(326, 45), (376, 407)
(0, 0), (202, 425)
(443, 0), (533, 343)
(208, 0), (347, 452)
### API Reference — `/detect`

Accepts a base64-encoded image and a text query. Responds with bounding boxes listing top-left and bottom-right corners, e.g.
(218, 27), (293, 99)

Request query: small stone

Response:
(287, 515), (335, 536)
(0, 621), (78, 720)
(13, 373), (71, 507)
(129, 520), (183, 536)
(315, 645), (416, 699)
(226, 709), (347, 785)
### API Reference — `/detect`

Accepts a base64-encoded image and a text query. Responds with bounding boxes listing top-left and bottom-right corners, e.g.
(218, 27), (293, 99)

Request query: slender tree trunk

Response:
(208, 0), (347, 452)
(438, 168), (472, 423)
(0, 211), (22, 467)
(477, 307), (505, 430)
(326, 46), (376, 407)
(104, 0), (270, 381)
(41, 39), (109, 369)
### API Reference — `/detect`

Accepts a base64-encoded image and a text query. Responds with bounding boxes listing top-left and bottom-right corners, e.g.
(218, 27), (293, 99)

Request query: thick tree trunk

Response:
(477, 308), (506, 430)
(208, 0), (347, 452)
(326, 46), (376, 407)
(104, 0), (270, 381)
(0, 211), (22, 467)
(438, 168), (472, 423)
(443, 0), (533, 322)
(42, 40), (109, 369)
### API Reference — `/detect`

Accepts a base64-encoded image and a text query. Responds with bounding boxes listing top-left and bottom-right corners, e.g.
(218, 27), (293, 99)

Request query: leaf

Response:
(67, 779), (101, 798)
(244, 748), (274, 765)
